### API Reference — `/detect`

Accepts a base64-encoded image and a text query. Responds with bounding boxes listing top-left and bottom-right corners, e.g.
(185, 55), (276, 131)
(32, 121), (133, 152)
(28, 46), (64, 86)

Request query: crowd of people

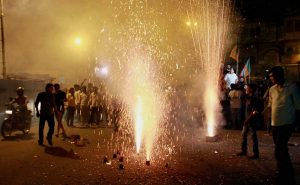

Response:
(3, 63), (298, 185)
(222, 65), (268, 131)
(34, 82), (122, 145)
(222, 66), (300, 185)
(10, 65), (298, 185)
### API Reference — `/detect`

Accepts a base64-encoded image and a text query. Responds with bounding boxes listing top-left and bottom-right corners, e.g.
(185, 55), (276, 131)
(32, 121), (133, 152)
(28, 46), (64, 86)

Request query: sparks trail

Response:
(187, 0), (233, 137)
(96, 1), (170, 163)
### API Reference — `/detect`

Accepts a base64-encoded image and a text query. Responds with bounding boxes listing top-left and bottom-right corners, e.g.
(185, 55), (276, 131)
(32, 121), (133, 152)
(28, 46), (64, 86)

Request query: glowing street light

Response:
(74, 37), (81, 46)
(186, 21), (198, 27)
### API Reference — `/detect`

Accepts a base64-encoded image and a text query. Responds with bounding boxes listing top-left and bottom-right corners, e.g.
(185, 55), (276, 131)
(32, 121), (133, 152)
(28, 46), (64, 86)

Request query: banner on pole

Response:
(239, 58), (251, 77)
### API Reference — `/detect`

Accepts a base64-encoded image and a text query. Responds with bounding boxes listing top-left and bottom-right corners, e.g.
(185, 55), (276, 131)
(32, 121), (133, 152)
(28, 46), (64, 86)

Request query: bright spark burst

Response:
(187, 0), (233, 137)
(98, 1), (170, 162)
(123, 51), (164, 161)
(135, 96), (143, 153)
(92, 0), (236, 165)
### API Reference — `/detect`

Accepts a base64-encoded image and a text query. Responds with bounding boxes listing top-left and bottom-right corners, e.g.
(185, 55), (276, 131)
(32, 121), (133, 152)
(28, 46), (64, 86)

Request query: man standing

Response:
(237, 84), (263, 159)
(88, 86), (100, 126)
(35, 83), (57, 146)
(54, 84), (67, 137)
(268, 66), (300, 185)
(79, 86), (89, 126)
(74, 84), (81, 121)
(66, 87), (76, 127)
(224, 68), (238, 90)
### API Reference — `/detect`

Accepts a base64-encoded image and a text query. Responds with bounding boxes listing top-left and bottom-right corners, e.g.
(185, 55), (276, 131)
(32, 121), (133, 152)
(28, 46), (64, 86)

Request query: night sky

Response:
(236, 0), (300, 19)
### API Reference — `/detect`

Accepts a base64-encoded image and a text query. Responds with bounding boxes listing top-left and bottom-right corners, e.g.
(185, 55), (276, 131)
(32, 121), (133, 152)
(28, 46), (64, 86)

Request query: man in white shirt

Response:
(74, 84), (81, 121)
(268, 66), (300, 185)
(224, 68), (238, 90)
(66, 87), (76, 127)
(88, 86), (100, 126)
(79, 86), (89, 125)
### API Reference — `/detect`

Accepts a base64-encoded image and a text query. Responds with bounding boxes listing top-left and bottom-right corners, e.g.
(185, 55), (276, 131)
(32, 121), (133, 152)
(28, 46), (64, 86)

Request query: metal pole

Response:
(236, 46), (239, 75)
(0, 0), (6, 79)
(236, 33), (239, 75)
(297, 61), (300, 81)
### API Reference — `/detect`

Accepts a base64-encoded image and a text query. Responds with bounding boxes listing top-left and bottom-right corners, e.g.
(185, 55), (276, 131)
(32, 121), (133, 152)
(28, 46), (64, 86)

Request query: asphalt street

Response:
(0, 121), (300, 185)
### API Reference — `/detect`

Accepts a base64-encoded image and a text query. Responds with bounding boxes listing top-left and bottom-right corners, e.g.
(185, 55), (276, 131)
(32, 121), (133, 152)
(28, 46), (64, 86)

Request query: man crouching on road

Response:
(35, 83), (57, 146)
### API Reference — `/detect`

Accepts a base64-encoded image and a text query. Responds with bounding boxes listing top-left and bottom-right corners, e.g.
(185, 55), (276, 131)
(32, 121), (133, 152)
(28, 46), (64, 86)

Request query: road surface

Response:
(0, 121), (299, 185)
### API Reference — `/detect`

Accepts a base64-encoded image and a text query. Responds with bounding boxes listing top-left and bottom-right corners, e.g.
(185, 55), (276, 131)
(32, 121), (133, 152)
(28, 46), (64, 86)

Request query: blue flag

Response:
(239, 58), (251, 77)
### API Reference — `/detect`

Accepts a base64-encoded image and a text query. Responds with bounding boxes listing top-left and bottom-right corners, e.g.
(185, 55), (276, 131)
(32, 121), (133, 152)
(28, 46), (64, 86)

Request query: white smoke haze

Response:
(5, 0), (110, 83)
(4, 0), (197, 84)
(3, 0), (237, 159)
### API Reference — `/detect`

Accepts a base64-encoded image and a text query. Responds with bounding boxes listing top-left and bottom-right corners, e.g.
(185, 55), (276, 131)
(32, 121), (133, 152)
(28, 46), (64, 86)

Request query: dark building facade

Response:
(235, 0), (300, 81)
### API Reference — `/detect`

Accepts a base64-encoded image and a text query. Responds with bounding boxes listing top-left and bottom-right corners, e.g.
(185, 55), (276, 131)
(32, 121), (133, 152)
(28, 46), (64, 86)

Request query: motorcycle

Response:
(1, 102), (32, 138)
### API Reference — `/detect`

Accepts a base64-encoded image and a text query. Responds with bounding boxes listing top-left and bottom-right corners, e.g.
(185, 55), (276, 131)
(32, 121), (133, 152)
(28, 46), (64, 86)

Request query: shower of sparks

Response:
(135, 96), (143, 153)
(123, 49), (164, 161)
(187, 0), (233, 137)
(94, 1), (170, 162)
(90, 0), (236, 164)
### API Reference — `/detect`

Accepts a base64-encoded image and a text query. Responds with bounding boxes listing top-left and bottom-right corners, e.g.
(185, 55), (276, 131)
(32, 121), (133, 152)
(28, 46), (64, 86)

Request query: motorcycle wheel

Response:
(22, 128), (30, 134)
(22, 117), (32, 134)
(1, 119), (13, 138)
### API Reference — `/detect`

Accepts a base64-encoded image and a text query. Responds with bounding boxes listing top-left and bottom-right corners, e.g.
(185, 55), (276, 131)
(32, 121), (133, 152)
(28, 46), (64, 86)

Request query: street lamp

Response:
(186, 21), (198, 27)
(1, 0), (6, 78)
(74, 37), (81, 46)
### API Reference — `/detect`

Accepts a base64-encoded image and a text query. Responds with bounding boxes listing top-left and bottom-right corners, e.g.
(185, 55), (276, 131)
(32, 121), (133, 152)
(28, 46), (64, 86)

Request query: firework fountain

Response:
(124, 49), (164, 162)
(98, 1), (169, 164)
(187, 0), (232, 139)
(95, 0), (234, 166)
(135, 96), (143, 154)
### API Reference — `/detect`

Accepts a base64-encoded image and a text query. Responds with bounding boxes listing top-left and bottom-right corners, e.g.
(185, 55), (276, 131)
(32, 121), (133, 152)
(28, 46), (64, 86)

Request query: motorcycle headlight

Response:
(5, 110), (13, 115)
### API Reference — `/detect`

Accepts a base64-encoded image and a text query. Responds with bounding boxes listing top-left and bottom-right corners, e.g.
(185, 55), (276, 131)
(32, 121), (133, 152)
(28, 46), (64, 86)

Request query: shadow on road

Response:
(1, 133), (35, 141)
(45, 146), (81, 159)
(72, 125), (111, 129)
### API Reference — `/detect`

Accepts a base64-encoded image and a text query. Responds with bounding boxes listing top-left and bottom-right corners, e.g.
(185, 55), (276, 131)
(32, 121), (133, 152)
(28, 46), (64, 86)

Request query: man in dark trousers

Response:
(35, 83), (57, 146)
(268, 66), (300, 185)
(236, 84), (263, 159)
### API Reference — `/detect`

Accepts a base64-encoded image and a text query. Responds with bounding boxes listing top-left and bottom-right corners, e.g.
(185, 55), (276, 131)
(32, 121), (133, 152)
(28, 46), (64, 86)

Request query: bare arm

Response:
(34, 94), (41, 117)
